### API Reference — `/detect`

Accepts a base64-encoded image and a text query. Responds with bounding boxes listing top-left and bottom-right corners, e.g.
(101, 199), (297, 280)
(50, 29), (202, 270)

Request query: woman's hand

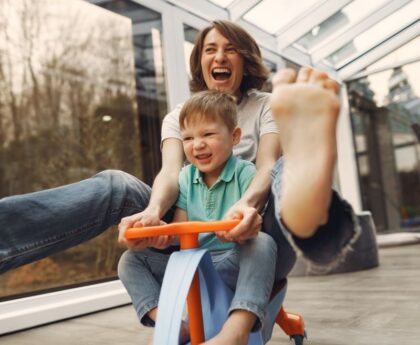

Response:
(118, 208), (172, 250)
(118, 138), (184, 251)
(216, 134), (279, 244)
(217, 202), (262, 243)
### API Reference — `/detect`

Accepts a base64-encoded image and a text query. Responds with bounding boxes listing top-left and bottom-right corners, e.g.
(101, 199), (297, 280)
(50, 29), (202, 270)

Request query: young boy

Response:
(118, 90), (276, 345)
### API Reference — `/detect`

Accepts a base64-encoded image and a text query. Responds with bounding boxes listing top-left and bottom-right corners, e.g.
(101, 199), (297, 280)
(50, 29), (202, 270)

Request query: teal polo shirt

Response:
(176, 155), (256, 251)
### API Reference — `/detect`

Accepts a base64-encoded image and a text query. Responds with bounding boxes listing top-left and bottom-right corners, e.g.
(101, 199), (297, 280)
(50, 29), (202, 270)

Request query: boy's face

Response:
(181, 115), (241, 180)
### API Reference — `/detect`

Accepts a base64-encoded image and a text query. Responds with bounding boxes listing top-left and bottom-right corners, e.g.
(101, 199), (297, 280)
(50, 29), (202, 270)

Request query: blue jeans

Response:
(266, 160), (360, 275)
(0, 170), (152, 273)
(0, 163), (359, 276)
(118, 232), (277, 330)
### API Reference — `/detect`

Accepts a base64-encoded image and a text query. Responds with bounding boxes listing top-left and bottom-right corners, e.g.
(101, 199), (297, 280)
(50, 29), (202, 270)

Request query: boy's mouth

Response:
(195, 153), (212, 161)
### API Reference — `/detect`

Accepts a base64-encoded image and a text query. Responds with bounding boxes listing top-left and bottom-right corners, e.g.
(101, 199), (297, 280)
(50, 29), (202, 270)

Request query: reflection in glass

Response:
(0, 0), (165, 299)
(348, 60), (420, 233)
(183, 24), (199, 82)
(98, 0), (168, 185)
(294, 0), (388, 52)
(326, 0), (419, 68)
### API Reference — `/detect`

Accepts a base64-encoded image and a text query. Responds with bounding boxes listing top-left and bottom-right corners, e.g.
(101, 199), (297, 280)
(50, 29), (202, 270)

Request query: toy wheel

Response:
(291, 335), (304, 345)
(291, 331), (307, 345)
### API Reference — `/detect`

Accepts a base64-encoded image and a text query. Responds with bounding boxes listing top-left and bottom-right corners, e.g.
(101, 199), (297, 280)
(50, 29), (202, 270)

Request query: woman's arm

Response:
(146, 138), (185, 221)
(222, 133), (281, 242)
(241, 133), (281, 212)
(172, 207), (188, 223)
(118, 138), (184, 249)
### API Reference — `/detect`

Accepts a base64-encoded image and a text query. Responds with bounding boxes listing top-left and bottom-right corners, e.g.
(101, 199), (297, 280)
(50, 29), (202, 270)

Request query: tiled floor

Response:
(2, 244), (420, 345)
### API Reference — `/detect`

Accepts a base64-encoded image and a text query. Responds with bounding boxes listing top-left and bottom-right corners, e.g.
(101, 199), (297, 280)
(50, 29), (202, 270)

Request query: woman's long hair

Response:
(189, 20), (270, 94)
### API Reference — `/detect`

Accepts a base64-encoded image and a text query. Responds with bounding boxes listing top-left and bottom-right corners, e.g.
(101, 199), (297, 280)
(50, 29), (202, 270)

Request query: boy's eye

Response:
(204, 132), (215, 137)
(183, 137), (193, 141)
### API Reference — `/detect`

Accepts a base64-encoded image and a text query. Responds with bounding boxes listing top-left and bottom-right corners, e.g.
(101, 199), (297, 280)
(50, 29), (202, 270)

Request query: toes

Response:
(296, 66), (312, 82)
(272, 68), (296, 86)
(297, 67), (340, 93)
(324, 79), (340, 94)
(308, 69), (328, 85)
(274, 67), (340, 94)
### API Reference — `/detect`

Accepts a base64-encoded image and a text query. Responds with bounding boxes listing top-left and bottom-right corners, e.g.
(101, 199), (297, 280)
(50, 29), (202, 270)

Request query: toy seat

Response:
(126, 220), (306, 345)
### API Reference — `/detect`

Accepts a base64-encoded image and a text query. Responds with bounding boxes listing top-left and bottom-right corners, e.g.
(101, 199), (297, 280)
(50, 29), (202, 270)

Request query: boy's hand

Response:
(217, 203), (262, 243)
(127, 235), (175, 251)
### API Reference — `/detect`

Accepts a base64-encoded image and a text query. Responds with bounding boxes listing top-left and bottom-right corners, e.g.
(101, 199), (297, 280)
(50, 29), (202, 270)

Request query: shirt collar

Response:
(192, 155), (237, 185)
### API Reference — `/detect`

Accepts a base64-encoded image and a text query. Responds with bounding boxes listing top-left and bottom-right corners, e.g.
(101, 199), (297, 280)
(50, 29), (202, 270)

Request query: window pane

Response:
(0, 0), (167, 299)
(183, 24), (199, 82)
(244, 0), (319, 34)
(326, 1), (419, 68)
(208, 0), (235, 7)
(348, 59), (420, 233)
(294, 0), (389, 51)
(365, 36), (420, 73)
(100, 0), (168, 185)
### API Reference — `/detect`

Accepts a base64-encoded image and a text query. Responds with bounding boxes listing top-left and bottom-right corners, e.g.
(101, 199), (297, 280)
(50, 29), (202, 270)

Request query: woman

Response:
(0, 21), (358, 296)
(121, 20), (359, 344)
(118, 20), (358, 278)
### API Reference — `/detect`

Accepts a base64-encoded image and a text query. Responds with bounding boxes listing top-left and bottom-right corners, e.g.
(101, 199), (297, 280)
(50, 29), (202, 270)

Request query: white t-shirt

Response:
(161, 90), (278, 163)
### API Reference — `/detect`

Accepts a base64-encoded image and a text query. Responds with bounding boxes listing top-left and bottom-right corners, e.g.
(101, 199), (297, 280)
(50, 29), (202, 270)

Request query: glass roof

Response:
(294, 0), (389, 52)
(325, 0), (420, 68)
(196, 0), (419, 78)
(208, 0), (235, 7)
(243, 0), (320, 34)
(365, 36), (420, 73)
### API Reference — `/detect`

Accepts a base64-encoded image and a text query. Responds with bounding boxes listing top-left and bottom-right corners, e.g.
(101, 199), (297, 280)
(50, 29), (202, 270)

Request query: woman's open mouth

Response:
(212, 67), (231, 82)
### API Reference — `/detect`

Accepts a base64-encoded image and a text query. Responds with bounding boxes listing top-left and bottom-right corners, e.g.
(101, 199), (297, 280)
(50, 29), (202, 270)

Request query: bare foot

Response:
(270, 67), (340, 238)
(200, 310), (255, 345)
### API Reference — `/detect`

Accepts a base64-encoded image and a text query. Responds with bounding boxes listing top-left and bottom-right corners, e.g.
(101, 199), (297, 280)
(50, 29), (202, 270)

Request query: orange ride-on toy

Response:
(125, 220), (306, 345)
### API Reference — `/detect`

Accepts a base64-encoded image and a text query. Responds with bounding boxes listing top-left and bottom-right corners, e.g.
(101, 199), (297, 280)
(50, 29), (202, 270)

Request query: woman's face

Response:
(200, 28), (245, 99)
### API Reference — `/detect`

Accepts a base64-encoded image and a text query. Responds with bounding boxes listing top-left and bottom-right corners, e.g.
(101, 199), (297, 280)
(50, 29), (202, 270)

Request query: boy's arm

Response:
(223, 133), (281, 242)
(118, 138), (184, 250)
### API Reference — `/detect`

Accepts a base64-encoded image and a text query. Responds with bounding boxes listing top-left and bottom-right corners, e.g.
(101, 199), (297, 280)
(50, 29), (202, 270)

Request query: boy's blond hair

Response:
(179, 90), (237, 131)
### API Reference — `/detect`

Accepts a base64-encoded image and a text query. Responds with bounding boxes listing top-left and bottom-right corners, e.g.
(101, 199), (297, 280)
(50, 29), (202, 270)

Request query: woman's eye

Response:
(204, 47), (216, 53)
(226, 47), (237, 53)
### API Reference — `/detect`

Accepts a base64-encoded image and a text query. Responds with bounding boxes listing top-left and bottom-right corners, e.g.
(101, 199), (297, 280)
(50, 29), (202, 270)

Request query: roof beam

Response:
(165, 0), (228, 21)
(276, 0), (352, 50)
(311, 0), (413, 63)
(280, 45), (312, 67)
(228, 0), (261, 21)
(236, 18), (277, 51)
(339, 21), (419, 80)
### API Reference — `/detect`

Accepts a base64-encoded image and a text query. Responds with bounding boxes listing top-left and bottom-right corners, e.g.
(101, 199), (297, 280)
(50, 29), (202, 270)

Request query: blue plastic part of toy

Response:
(153, 249), (208, 345)
(153, 248), (287, 345)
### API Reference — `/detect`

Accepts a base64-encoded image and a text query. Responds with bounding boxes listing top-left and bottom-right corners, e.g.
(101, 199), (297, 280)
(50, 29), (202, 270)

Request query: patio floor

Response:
(2, 243), (419, 345)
